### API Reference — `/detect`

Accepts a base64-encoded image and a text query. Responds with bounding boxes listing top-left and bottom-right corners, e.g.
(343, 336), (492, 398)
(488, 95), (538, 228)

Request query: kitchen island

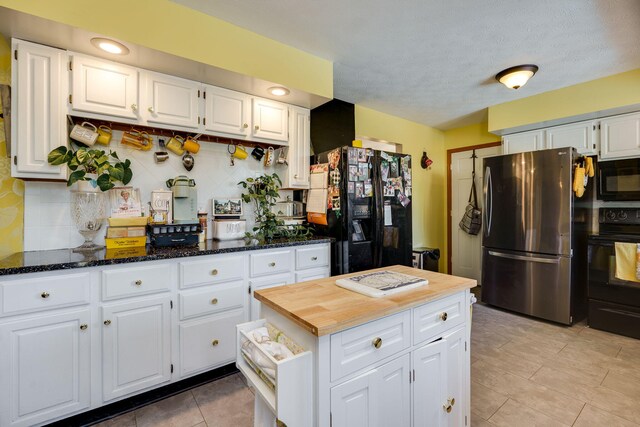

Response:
(239, 265), (476, 427)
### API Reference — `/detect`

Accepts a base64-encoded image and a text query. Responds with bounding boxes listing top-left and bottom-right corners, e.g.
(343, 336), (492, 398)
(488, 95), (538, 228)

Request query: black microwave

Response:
(597, 158), (640, 201)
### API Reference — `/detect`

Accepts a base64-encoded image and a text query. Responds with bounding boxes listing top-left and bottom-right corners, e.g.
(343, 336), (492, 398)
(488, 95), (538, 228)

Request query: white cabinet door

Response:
(281, 106), (310, 188)
(0, 309), (90, 427)
(71, 53), (139, 119)
(331, 355), (410, 427)
(546, 121), (598, 155)
(252, 98), (289, 143)
(102, 296), (171, 401)
(11, 39), (67, 179)
(600, 112), (640, 160)
(204, 85), (251, 137)
(443, 327), (467, 427)
(413, 338), (447, 427)
(142, 71), (201, 129)
(502, 130), (545, 154)
(249, 273), (293, 321)
(295, 268), (330, 283)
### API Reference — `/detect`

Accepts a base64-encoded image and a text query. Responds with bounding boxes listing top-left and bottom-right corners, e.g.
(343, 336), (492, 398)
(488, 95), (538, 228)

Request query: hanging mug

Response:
(70, 122), (99, 146)
(276, 147), (288, 165)
(251, 146), (265, 161)
(166, 135), (185, 155)
(233, 145), (249, 160)
(183, 136), (200, 154)
(264, 147), (275, 166)
(96, 125), (112, 145)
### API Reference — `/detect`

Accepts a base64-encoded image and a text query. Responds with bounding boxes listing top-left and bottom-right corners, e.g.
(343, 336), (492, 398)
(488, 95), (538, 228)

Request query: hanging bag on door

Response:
(459, 152), (482, 235)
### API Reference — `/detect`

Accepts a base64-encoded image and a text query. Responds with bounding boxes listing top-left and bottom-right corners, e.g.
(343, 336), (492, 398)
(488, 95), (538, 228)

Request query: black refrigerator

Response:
(315, 146), (413, 275)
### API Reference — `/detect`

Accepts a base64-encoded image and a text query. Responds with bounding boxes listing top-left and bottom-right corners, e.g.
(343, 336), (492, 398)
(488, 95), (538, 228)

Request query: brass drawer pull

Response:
(211, 269), (219, 276)
(269, 262), (276, 267)
(440, 312), (448, 322)
(41, 291), (50, 299)
(212, 339), (219, 346)
(80, 324), (88, 331)
(372, 337), (382, 349)
(104, 320), (111, 326)
(211, 298), (218, 305)
(311, 256), (318, 261)
(134, 280), (142, 286)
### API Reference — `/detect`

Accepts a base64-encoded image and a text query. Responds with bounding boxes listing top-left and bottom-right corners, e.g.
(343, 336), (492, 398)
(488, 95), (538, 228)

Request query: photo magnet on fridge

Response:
(358, 163), (369, 181)
(355, 182), (364, 198)
(348, 165), (358, 181)
(381, 160), (389, 182)
(357, 148), (367, 162)
(348, 148), (358, 165)
(364, 181), (373, 197)
(348, 182), (355, 193)
(390, 158), (399, 178)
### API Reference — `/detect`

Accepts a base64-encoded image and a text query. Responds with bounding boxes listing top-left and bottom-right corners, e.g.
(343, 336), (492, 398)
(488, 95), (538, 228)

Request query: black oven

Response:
(597, 158), (640, 201)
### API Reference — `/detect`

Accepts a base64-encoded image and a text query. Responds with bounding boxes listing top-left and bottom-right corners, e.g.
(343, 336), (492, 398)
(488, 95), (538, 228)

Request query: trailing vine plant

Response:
(238, 173), (312, 243)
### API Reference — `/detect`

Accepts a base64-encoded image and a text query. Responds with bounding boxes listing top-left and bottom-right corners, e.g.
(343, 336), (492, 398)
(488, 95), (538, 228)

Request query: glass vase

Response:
(70, 191), (107, 252)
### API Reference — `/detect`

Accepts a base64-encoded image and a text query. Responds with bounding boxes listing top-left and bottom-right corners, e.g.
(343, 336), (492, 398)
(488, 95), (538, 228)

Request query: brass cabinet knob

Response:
(131, 103), (138, 111)
(41, 291), (50, 299)
(80, 324), (88, 331)
(212, 339), (219, 346)
(211, 298), (218, 305)
(440, 312), (448, 322)
(148, 106), (154, 113)
(104, 320), (111, 326)
(255, 125), (260, 131)
(243, 123), (248, 129)
(134, 280), (142, 286)
(211, 269), (218, 276)
(311, 256), (318, 261)
(443, 398), (455, 413)
(294, 174), (299, 179)
(372, 337), (382, 349)
(269, 262), (276, 267)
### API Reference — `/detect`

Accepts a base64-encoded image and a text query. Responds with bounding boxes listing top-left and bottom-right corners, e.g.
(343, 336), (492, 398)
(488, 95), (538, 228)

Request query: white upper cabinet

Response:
(204, 85), (251, 137)
(11, 39), (67, 180)
(70, 53), (139, 119)
(599, 112), (640, 160)
(502, 130), (545, 154)
(142, 71), (202, 128)
(546, 121), (599, 155)
(281, 106), (310, 188)
(252, 97), (289, 142)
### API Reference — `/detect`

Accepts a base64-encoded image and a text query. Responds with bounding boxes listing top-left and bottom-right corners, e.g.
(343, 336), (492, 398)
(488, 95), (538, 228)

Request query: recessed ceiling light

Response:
(90, 37), (130, 55)
(268, 86), (290, 96)
(495, 64), (539, 89)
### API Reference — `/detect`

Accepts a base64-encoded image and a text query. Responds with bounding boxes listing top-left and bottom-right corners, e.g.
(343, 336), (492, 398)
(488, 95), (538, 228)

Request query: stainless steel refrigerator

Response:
(315, 146), (413, 275)
(481, 147), (591, 325)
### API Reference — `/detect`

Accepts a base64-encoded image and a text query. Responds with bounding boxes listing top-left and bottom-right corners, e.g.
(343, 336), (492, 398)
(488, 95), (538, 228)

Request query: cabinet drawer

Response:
(180, 309), (245, 377)
(102, 264), (172, 301)
(250, 250), (292, 277)
(413, 292), (465, 345)
(330, 310), (411, 381)
(0, 273), (91, 317)
(296, 245), (329, 270)
(295, 268), (330, 284)
(179, 255), (244, 289)
(179, 281), (245, 321)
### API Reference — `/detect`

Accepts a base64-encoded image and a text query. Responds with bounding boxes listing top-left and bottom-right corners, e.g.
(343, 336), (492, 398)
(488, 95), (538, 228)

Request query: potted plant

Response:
(47, 145), (133, 191)
(238, 173), (312, 243)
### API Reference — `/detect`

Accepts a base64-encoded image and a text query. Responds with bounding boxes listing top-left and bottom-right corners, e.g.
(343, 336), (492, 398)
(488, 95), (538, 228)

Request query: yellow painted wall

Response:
(0, 0), (333, 99)
(0, 35), (24, 258)
(354, 106), (446, 270)
(489, 68), (640, 132)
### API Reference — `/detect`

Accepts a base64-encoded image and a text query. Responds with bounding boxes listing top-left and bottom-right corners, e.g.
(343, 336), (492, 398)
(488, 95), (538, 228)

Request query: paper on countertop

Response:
(307, 189), (328, 214)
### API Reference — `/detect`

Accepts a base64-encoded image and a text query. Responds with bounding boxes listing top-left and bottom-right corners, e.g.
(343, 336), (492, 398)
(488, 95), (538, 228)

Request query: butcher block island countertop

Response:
(254, 264), (477, 336)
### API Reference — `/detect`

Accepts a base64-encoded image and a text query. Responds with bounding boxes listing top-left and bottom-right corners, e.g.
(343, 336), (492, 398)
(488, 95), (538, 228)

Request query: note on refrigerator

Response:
(384, 203), (392, 226)
(307, 189), (328, 213)
(310, 170), (328, 189)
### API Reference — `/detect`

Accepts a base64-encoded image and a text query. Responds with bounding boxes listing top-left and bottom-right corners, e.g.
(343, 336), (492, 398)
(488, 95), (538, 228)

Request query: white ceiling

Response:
(171, 0), (640, 130)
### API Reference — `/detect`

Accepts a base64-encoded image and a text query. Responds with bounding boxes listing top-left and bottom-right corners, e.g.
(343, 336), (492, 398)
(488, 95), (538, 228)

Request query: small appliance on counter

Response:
(148, 223), (201, 247)
(211, 198), (246, 240)
(166, 175), (198, 224)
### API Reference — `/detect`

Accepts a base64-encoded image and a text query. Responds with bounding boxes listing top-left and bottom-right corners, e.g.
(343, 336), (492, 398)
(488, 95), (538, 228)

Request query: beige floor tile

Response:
(471, 381), (508, 421)
(488, 398), (568, 427)
(562, 339), (621, 358)
(578, 326), (640, 348)
(530, 366), (598, 402)
(92, 412), (136, 427)
(601, 371), (640, 400)
(473, 346), (542, 379)
(588, 385), (640, 424)
(471, 410), (496, 426)
(193, 423), (207, 427)
(500, 338), (564, 364)
(557, 341), (615, 365)
(508, 381), (585, 426)
(135, 391), (204, 427)
(193, 374), (253, 427)
(471, 360), (539, 396)
(573, 404), (640, 427)
(540, 352), (609, 386)
(617, 345), (640, 362)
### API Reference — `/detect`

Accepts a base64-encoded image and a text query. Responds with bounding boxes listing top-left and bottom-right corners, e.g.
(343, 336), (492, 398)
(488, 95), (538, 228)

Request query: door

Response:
(249, 273), (294, 321)
(0, 309), (90, 427)
(547, 121), (598, 155)
(71, 53), (139, 119)
(502, 130), (545, 154)
(443, 327), (467, 427)
(283, 106), (310, 188)
(204, 85), (251, 137)
(413, 338), (447, 427)
(600, 112), (640, 160)
(450, 146), (500, 284)
(11, 39), (67, 179)
(142, 71), (201, 128)
(482, 148), (573, 256)
(252, 97), (289, 142)
(102, 296), (171, 401)
(331, 367), (374, 427)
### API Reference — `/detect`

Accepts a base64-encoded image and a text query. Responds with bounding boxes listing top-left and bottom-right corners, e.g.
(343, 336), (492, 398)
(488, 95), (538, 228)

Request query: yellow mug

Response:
(166, 135), (185, 155)
(183, 136), (200, 154)
(96, 125), (112, 145)
(233, 145), (248, 160)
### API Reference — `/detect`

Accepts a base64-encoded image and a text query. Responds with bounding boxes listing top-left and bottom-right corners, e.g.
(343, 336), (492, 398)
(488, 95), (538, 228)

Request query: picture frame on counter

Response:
(213, 198), (243, 217)
(110, 187), (142, 217)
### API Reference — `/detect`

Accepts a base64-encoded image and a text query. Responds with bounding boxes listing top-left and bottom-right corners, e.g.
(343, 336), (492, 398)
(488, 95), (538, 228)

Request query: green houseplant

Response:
(47, 145), (133, 191)
(238, 173), (312, 243)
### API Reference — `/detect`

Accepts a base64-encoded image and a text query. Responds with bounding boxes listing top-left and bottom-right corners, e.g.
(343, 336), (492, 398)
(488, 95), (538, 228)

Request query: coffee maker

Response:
(166, 175), (198, 223)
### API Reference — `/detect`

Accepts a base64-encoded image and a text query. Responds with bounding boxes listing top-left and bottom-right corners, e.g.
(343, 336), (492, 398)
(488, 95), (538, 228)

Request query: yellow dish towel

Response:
(614, 242), (640, 282)
(573, 165), (585, 197)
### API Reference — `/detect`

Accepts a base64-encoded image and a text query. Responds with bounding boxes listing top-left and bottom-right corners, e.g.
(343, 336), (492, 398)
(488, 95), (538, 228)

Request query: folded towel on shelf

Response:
(614, 242), (640, 283)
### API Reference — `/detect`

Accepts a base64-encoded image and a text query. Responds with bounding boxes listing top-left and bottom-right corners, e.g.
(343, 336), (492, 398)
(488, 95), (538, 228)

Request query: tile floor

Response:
(94, 303), (640, 427)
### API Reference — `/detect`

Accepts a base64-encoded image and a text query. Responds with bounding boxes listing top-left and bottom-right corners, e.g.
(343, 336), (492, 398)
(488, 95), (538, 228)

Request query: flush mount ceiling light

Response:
(495, 64), (539, 89)
(268, 86), (290, 96)
(90, 37), (130, 55)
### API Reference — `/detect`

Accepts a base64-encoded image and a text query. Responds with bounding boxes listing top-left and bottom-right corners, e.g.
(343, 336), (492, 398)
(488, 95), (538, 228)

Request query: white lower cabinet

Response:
(249, 273), (294, 321)
(413, 338), (447, 427)
(101, 296), (172, 401)
(0, 309), (91, 427)
(443, 327), (466, 427)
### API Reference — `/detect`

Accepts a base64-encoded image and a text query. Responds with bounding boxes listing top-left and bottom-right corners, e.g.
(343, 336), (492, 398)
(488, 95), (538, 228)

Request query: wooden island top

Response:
(254, 265), (476, 336)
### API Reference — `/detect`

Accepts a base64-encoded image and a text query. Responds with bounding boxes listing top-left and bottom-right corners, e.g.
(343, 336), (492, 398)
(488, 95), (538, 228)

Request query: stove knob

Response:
(618, 211), (628, 220)
(606, 211), (617, 221)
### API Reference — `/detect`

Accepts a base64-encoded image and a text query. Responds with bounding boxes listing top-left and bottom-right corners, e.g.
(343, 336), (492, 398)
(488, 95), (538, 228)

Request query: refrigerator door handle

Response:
(488, 250), (560, 264)
(483, 166), (492, 237)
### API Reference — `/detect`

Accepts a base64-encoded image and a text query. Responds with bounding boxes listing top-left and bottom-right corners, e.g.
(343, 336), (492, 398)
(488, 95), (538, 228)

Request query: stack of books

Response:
(105, 217), (149, 249)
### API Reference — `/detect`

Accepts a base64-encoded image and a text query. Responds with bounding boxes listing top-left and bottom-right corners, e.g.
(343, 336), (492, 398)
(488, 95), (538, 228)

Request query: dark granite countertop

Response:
(0, 237), (333, 277)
